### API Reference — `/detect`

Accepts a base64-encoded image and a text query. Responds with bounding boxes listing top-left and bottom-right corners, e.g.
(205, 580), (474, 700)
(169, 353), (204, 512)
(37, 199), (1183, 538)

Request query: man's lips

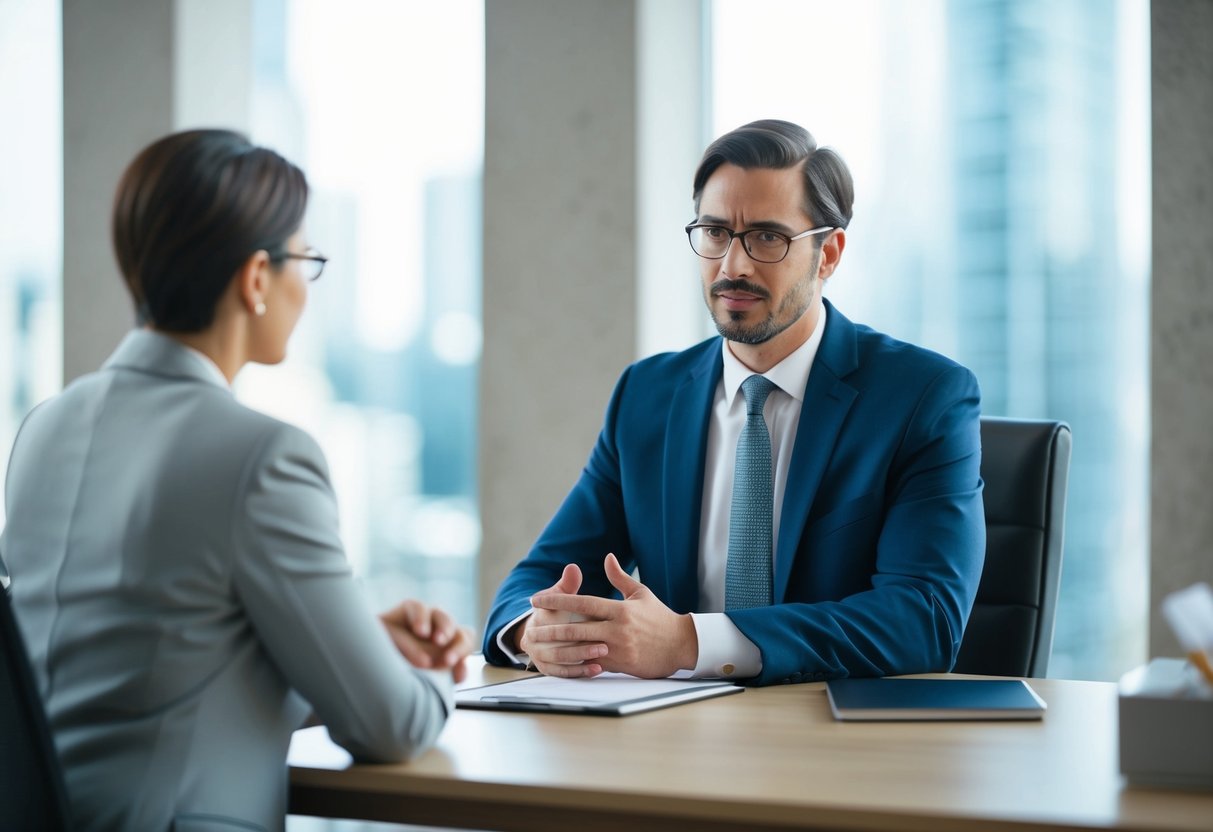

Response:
(717, 294), (764, 312)
(712, 281), (769, 311)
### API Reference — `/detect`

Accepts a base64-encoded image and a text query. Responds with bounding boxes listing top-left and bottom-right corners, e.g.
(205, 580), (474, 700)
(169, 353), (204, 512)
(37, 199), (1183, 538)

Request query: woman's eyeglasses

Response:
(270, 248), (329, 282)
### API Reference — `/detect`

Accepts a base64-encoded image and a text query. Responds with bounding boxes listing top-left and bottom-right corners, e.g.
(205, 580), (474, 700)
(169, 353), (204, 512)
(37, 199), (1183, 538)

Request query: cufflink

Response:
(721, 663), (736, 676)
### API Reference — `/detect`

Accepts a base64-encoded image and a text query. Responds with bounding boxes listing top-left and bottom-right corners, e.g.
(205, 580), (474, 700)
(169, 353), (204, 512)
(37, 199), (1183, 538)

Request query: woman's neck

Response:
(155, 318), (247, 385)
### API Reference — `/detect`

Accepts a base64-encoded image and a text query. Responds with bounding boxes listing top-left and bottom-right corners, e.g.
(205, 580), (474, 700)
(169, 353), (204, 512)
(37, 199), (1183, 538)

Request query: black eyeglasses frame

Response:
(683, 223), (834, 264)
(269, 248), (329, 282)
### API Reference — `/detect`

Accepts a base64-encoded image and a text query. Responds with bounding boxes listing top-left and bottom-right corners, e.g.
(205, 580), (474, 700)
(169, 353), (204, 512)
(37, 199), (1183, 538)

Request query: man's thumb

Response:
(554, 562), (583, 594)
(604, 553), (642, 597)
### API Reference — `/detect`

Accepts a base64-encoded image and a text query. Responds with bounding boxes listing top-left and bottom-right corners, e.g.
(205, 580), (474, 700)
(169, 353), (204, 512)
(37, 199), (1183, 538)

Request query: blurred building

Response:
(944, 0), (1148, 679)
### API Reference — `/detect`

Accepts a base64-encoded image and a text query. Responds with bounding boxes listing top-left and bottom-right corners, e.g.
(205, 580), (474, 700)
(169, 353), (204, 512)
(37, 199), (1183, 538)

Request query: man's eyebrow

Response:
(745, 219), (797, 234)
(697, 215), (797, 235)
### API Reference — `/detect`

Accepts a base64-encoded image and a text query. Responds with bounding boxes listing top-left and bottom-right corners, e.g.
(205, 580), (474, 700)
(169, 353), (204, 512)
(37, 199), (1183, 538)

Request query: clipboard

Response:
(456, 672), (743, 716)
(826, 677), (1047, 721)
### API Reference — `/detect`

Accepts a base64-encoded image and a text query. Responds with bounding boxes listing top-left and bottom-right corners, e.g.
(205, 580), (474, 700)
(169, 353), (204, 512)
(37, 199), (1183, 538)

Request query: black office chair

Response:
(1, 585), (73, 830)
(953, 417), (1072, 678)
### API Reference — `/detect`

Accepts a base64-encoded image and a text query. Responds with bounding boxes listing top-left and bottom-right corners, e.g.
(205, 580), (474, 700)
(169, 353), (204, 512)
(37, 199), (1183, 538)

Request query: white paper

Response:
(456, 672), (740, 713)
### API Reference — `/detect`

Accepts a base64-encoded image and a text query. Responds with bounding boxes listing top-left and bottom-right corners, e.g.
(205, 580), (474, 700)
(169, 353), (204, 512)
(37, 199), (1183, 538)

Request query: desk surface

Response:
(288, 660), (1213, 832)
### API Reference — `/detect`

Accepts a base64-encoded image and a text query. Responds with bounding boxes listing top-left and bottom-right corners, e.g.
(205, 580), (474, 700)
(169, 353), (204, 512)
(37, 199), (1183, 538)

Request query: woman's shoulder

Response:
(23, 371), (324, 475)
(198, 393), (326, 467)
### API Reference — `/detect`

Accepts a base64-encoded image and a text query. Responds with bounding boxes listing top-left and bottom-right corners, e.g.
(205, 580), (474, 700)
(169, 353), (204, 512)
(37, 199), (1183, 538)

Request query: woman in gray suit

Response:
(0, 129), (472, 831)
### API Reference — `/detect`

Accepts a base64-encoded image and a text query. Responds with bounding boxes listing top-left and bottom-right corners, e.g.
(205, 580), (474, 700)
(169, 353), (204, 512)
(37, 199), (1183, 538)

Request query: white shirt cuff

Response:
(495, 608), (534, 667)
(686, 613), (762, 679)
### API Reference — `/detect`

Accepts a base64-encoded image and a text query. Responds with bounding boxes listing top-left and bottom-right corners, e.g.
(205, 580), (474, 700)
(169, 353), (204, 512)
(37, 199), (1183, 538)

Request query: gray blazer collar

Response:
(103, 329), (231, 391)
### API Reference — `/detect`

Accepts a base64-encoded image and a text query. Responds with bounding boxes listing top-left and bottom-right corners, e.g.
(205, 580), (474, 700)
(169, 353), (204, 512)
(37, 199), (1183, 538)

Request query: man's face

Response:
(695, 163), (829, 351)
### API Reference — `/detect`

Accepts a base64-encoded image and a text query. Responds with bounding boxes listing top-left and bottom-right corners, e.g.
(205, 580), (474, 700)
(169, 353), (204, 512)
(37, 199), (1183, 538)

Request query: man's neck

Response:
(727, 301), (821, 374)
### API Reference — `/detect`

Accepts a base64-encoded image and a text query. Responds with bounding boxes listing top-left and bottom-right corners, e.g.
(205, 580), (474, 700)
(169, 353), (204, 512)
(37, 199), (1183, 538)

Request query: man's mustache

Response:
(710, 279), (771, 300)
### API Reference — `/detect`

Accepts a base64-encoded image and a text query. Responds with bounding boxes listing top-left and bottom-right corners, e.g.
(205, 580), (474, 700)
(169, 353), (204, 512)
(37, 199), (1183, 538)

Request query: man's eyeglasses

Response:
(684, 223), (833, 264)
(270, 248), (329, 282)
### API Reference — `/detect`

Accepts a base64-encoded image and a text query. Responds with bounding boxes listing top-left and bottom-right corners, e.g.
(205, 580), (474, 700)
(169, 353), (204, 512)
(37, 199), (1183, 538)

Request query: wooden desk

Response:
(288, 661), (1213, 832)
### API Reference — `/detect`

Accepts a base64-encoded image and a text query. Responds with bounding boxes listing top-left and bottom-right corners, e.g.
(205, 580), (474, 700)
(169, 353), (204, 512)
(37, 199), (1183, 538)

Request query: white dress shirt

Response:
(497, 307), (826, 679)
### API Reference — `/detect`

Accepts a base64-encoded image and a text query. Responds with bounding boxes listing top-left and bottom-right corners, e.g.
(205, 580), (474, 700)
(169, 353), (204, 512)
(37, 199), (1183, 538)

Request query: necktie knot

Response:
(740, 375), (776, 417)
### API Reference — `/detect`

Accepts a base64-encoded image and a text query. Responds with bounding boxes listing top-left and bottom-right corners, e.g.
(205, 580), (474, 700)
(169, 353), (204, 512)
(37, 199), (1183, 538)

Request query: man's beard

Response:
(707, 273), (817, 345)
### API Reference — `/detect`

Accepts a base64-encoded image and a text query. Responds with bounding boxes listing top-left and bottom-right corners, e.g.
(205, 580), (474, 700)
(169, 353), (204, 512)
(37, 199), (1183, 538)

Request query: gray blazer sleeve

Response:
(230, 422), (451, 762)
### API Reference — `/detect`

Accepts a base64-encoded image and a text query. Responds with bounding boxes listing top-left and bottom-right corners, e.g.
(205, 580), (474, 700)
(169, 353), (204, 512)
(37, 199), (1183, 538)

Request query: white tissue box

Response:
(1118, 657), (1213, 790)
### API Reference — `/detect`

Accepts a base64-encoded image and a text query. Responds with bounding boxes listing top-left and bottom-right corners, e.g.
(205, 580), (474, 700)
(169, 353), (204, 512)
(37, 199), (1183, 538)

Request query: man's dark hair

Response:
(692, 119), (854, 234)
(111, 128), (309, 332)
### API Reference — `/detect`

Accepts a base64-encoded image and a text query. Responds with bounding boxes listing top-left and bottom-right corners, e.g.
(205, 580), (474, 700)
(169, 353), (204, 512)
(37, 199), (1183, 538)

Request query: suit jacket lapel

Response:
(774, 301), (859, 602)
(662, 341), (722, 613)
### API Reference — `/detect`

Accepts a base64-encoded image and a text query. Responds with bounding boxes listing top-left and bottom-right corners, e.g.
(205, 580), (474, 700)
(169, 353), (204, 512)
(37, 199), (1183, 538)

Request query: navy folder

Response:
(826, 678), (1047, 721)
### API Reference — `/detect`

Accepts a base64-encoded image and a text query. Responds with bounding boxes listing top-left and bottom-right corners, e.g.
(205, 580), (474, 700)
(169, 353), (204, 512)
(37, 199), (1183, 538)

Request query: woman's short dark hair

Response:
(111, 129), (309, 332)
(692, 119), (854, 235)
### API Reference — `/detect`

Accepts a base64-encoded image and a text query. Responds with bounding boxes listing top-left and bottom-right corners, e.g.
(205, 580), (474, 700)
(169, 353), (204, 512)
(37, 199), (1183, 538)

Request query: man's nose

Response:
(720, 235), (755, 277)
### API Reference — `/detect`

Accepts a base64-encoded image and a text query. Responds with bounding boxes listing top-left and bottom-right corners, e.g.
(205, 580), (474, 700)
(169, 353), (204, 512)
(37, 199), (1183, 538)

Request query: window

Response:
(711, 0), (1150, 681)
(245, 0), (485, 625)
(0, 0), (62, 529)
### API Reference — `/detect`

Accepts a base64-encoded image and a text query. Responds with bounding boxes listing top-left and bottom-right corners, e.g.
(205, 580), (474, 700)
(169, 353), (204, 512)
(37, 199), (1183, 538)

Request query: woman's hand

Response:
(380, 599), (475, 683)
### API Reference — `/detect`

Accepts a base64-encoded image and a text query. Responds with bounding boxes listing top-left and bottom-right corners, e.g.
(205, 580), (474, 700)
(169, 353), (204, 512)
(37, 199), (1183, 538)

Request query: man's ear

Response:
(816, 229), (847, 281)
(236, 250), (273, 315)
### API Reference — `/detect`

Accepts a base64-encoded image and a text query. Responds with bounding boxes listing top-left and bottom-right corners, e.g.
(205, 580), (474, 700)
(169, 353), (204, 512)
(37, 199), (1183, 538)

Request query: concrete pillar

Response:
(479, 0), (640, 620)
(62, 0), (252, 382)
(1150, 0), (1213, 656)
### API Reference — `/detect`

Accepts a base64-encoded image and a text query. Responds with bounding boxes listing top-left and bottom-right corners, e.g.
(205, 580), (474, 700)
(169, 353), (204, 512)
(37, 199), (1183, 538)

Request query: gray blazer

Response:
(0, 330), (452, 831)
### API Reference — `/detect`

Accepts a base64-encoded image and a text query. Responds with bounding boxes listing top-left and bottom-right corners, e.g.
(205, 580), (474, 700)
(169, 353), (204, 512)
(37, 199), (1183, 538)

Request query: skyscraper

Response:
(944, 0), (1147, 679)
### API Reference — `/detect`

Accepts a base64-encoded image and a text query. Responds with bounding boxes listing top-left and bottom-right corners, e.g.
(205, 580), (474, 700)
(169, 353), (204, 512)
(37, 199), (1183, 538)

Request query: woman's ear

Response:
(236, 250), (273, 316)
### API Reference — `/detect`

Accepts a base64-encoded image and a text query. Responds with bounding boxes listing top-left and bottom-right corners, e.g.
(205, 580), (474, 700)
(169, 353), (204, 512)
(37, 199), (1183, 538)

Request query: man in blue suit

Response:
(482, 120), (985, 686)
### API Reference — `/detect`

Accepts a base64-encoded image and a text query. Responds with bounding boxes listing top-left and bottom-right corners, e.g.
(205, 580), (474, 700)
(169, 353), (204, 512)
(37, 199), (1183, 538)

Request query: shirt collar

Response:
(721, 303), (828, 407)
(104, 329), (232, 391)
(180, 343), (231, 389)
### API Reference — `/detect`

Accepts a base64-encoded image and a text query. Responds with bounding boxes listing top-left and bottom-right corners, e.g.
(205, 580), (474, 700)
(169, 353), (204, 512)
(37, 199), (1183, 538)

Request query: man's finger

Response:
(525, 621), (611, 645)
(534, 642), (609, 665)
(553, 562), (583, 595)
(537, 660), (604, 679)
(530, 591), (618, 619)
(603, 552), (644, 598)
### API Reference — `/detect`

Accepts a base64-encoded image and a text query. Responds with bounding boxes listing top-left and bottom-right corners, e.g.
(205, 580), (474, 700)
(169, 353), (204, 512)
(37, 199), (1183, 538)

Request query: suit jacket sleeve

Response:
(230, 423), (452, 761)
(481, 368), (636, 665)
(727, 364), (986, 685)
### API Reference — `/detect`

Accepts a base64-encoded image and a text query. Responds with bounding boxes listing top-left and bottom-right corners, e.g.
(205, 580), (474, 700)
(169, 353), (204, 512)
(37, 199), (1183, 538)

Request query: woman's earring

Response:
(254, 301), (267, 317)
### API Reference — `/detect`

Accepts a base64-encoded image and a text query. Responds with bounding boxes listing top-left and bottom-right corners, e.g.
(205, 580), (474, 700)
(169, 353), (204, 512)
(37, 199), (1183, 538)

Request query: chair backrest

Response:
(0, 587), (72, 830)
(953, 417), (1072, 678)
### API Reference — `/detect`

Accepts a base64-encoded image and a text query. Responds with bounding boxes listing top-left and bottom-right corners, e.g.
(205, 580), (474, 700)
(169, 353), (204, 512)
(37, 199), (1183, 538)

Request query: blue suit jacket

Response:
(483, 301), (985, 686)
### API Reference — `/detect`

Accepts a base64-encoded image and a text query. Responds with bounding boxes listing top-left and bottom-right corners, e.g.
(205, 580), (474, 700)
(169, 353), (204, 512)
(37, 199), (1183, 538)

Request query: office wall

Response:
(1150, 0), (1213, 656)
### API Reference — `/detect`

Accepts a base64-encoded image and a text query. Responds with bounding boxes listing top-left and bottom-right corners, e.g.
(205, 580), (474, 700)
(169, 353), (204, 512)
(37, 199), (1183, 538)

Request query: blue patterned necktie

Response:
(725, 374), (778, 611)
